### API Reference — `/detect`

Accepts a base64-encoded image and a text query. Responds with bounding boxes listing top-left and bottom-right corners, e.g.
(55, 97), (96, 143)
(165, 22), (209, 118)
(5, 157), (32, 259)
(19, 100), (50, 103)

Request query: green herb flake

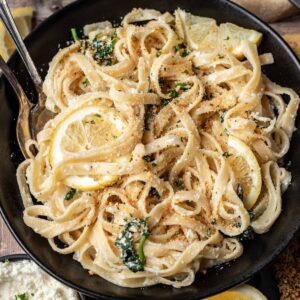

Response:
(222, 151), (232, 158)
(156, 50), (161, 57)
(236, 226), (254, 242)
(92, 31), (118, 65)
(175, 42), (190, 57)
(220, 111), (227, 123)
(95, 113), (101, 118)
(160, 98), (171, 107)
(15, 293), (28, 300)
(248, 210), (255, 222)
(82, 78), (90, 87)
(225, 36), (230, 40)
(224, 128), (230, 135)
(71, 28), (79, 42)
(237, 183), (243, 200)
(176, 82), (190, 91)
(169, 90), (179, 98)
(65, 188), (76, 200)
(174, 179), (184, 191)
(115, 218), (150, 272)
(211, 218), (217, 225)
(90, 120), (95, 124)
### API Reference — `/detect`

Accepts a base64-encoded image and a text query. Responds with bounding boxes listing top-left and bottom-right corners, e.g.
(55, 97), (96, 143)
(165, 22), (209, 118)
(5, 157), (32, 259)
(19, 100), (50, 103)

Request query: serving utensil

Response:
(0, 0), (53, 157)
(0, 55), (32, 158)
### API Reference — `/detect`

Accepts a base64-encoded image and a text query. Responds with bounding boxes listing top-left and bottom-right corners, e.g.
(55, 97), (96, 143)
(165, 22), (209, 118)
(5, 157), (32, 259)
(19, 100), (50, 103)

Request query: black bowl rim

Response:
(0, 0), (300, 298)
(0, 253), (86, 300)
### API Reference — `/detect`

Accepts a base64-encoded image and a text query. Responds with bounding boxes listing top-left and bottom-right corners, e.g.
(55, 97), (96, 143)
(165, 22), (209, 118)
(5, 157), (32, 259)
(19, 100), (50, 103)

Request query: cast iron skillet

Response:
(0, 0), (300, 298)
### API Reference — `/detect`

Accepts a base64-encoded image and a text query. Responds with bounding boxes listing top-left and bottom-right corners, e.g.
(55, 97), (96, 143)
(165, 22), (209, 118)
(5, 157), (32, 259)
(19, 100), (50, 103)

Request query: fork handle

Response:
(0, 0), (43, 90)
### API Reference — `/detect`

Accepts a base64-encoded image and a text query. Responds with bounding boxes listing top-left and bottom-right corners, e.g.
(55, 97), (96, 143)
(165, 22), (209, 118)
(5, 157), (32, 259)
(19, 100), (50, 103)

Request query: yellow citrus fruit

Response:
(219, 23), (263, 58)
(50, 101), (127, 191)
(205, 284), (267, 300)
(228, 135), (262, 209)
(0, 6), (34, 61)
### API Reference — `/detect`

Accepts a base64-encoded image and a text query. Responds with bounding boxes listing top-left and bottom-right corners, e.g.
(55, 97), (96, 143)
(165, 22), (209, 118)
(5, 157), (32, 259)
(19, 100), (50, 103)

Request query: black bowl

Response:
(0, 254), (86, 300)
(0, 0), (300, 299)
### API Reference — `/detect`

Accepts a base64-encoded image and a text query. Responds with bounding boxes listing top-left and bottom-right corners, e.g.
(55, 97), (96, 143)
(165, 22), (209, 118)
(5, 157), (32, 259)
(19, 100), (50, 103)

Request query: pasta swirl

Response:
(17, 8), (299, 288)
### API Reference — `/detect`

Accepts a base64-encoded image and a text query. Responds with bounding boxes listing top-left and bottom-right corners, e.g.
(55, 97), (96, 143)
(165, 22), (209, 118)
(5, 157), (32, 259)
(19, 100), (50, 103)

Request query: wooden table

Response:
(1, 1), (300, 299)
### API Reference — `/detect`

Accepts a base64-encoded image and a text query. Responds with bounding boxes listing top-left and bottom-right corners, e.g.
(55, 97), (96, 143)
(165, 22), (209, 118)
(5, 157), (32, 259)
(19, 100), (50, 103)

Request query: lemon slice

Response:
(227, 135), (262, 209)
(50, 102), (126, 191)
(205, 284), (267, 300)
(0, 6), (34, 61)
(219, 23), (262, 58)
(175, 9), (218, 52)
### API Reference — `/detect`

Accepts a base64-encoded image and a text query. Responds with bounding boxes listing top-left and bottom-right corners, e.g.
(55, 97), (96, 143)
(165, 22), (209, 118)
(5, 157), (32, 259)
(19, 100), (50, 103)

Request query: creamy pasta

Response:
(17, 8), (299, 288)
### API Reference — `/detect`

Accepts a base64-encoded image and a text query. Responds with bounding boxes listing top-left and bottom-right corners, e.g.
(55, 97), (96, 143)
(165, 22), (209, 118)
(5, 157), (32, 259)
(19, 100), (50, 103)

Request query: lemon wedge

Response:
(0, 6), (34, 61)
(175, 9), (218, 52)
(227, 135), (262, 209)
(50, 102), (127, 191)
(219, 23), (262, 58)
(205, 284), (267, 300)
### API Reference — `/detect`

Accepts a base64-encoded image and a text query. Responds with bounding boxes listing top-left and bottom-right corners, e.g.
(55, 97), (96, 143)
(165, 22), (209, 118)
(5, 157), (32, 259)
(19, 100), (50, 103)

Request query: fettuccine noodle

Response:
(17, 8), (299, 288)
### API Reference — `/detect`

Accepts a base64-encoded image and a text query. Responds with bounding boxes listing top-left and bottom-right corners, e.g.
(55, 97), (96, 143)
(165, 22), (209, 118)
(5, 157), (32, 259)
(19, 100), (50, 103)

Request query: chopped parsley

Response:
(115, 218), (150, 272)
(169, 90), (179, 98)
(174, 179), (184, 191)
(92, 31), (118, 65)
(71, 28), (79, 42)
(237, 183), (243, 200)
(222, 152), (232, 158)
(160, 98), (171, 107)
(82, 78), (90, 87)
(236, 226), (254, 242)
(90, 120), (95, 124)
(176, 82), (190, 91)
(224, 36), (230, 40)
(65, 188), (76, 200)
(220, 111), (227, 123)
(15, 294), (28, 300)
(156, 50), (161, 57)
(175, 42), (190, 57)
(211, 218), (217, 225)
(95, 113), (101, 118)
(248, 210), (255, 222)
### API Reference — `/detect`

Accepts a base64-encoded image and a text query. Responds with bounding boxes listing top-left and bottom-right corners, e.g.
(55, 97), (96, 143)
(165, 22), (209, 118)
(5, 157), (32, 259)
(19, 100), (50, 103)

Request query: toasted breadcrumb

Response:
(274, 233), (300, 299)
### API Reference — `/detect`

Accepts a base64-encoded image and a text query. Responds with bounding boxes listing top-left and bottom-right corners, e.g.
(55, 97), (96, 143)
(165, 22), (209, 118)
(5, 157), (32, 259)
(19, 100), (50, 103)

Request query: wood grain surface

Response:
(1, 0), (300, 298)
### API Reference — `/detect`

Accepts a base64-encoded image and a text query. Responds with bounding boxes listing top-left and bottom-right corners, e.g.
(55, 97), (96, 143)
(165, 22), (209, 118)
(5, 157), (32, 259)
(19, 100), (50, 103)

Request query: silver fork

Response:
(0, 0), (54, 157)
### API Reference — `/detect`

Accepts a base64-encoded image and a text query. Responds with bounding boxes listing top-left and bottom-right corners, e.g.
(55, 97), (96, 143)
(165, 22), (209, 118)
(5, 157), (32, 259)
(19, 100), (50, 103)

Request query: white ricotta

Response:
(0, 260), (79, 300)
